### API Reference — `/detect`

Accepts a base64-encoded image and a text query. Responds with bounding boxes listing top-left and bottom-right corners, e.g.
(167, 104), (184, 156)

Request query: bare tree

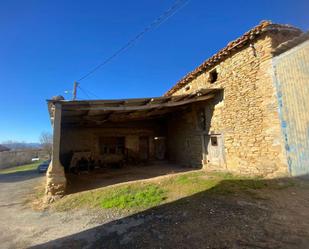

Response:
(39, 132), (53, 159)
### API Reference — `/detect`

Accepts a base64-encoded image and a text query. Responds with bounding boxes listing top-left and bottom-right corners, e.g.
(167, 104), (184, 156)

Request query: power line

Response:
(78, 85), (100, 99)
(77, 0), (190, 82)
(77, 85), (91, 99)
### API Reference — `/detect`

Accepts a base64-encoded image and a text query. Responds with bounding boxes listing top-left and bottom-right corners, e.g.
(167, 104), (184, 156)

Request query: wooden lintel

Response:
(71, 94), (215, 112)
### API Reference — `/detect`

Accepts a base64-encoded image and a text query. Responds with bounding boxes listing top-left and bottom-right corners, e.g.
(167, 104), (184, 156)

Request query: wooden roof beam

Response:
(71, 94), (215, 112)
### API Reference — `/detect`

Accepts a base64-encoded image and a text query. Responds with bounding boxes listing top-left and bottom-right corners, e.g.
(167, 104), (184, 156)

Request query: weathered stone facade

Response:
(45, 21), (305, 201)
(167, 108), (203, 167)
(166, 27), (302, 177)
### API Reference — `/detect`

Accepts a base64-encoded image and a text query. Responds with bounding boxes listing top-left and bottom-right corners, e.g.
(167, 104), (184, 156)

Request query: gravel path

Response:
(0, 171), (107, 249)
(1, 170), (309, 249)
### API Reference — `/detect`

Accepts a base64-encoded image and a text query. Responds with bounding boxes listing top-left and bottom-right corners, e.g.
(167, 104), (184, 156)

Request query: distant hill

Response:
(1, 142), (41, 150)
(0, 145), (10, 152)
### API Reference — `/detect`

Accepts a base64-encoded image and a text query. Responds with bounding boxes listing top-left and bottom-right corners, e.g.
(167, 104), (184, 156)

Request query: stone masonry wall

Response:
(171, 32), (298, 177)
(167, 107), (204, 167)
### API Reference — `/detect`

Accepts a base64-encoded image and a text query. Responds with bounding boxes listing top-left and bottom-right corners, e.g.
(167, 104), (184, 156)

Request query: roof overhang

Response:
(164, 21), (303, 96)
(272, 31), (309, 56)
(47, 88), (220, 126)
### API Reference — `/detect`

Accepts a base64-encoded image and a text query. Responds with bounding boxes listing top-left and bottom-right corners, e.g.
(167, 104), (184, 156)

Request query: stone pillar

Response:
(44, 103), (66, 203)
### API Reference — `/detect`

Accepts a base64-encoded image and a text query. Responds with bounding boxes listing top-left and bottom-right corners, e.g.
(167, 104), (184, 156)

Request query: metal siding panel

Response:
(273, 41), (309, 176)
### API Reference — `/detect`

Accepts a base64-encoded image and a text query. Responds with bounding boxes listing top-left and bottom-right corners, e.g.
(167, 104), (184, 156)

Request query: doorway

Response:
(154, 137), (166, 160)
(205, 134), (225, 167)
(139, 136), (149, 161)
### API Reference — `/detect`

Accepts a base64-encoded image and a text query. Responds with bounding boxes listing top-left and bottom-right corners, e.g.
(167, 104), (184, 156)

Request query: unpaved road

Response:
(1, 170), (309, 249)
(0, 170), (111, 249)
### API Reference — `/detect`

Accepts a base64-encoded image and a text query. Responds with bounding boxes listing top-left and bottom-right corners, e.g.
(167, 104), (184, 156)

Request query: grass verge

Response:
(0, 162), (40, 174)
(53, 170), (296, 212)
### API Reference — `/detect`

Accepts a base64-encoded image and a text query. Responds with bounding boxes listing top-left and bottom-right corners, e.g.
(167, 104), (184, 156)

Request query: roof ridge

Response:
(164, 21), (303, 96)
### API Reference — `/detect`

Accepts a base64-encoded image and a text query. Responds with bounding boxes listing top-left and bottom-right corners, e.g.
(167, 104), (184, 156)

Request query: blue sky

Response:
(0, 0), (308, 143)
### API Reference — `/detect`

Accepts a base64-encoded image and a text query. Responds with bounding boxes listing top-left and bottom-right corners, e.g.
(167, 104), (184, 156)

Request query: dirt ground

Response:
(1, 167), (309, 249)
(66, 163), (192, 194)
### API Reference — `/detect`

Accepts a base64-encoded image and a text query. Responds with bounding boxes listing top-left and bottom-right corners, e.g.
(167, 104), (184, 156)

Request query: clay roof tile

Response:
(164, 21), (302, 96)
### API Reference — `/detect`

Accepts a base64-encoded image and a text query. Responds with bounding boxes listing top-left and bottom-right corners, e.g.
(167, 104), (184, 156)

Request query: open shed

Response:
(45, 88), (222, 201)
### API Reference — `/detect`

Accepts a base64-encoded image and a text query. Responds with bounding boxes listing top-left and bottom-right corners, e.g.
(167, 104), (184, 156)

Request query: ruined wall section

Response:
(171, 33), (297, 176)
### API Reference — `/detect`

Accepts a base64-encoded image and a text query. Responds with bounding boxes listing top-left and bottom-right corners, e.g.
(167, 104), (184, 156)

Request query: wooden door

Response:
(205, 134), (225, 167)
(139, 136), (149, 161)
(154, 137), (166, 160)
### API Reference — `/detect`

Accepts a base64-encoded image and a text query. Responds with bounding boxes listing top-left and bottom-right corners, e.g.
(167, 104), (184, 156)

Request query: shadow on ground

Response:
(0, 170), (42, 183)
(66, 163), (193, 194)
(29, 176), (309, 249)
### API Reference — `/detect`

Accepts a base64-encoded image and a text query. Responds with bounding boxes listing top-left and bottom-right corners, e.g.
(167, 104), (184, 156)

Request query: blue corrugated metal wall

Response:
(273, 40), (309, 176)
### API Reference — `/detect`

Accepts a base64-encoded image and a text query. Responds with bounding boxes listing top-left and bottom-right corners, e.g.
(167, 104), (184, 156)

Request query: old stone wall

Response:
(167, 107), (203, 167)
(171, 32), (298, 176)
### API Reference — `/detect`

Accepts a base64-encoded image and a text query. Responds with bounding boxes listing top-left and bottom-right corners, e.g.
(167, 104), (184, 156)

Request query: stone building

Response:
(45, 21), (308, 202)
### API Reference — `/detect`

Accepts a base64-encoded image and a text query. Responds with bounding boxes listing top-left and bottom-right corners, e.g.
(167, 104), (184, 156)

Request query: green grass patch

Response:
(173, 171), (205, 184)
(54, 182), (167, 212)
(0, 162), (40, 174)
(53, 170), (297, 212)
(101, 184), (166, 209)
(166, 171), (220, 196)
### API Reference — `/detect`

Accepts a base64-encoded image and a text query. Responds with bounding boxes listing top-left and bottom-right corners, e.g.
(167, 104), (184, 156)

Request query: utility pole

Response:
(73, 81), (79, 100)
